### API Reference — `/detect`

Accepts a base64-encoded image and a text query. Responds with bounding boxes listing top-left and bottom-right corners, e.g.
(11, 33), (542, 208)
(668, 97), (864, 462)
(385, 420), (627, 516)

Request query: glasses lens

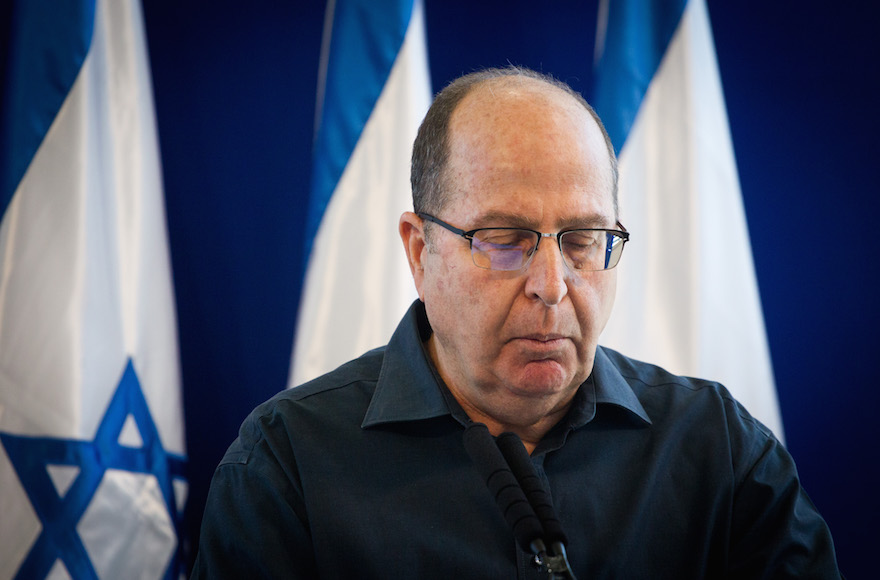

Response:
(559, 230), (605, 270)
(471, 229), (537, 270)
(470, 228), (626, 271)
(560, 231), (626, 271)
(605, 233), (626, 269)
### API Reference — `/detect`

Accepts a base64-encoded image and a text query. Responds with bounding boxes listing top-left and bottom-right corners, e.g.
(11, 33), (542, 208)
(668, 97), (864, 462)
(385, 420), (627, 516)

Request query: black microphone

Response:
(462, 422), (547, 556)
(495, 431), (577, 580)
(495, 432), (567, 546)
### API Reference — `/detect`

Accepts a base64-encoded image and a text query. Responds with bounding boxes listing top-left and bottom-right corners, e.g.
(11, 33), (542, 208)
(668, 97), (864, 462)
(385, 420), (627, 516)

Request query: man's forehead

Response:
(474, 210), (615, 230)
(447, 79), (610, 174)
(440, 76), (617, 221)
(460, 206), (616, 230)
(452, 77), (587, 129)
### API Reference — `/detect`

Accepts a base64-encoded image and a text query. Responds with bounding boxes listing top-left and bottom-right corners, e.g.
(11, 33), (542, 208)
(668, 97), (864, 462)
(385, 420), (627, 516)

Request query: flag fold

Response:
(291, 0), (431, 386)
(594, 0), (784, 438)
(0, 0), (188, 577)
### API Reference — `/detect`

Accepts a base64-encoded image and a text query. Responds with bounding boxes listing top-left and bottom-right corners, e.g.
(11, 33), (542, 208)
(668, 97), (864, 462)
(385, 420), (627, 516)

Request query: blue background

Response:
(139, 0), (878, 575)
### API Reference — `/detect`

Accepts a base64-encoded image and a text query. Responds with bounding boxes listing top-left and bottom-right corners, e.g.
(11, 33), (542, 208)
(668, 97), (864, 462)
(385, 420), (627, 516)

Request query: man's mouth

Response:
(513, 334), (569, 355)
(520, 333), (566, 342)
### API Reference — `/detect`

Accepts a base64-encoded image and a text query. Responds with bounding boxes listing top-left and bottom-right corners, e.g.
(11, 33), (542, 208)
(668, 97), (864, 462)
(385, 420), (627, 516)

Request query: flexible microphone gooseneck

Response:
(496, 432), (577, 579)
(462, 422), (548, 556)
(463, 423), (578, 579)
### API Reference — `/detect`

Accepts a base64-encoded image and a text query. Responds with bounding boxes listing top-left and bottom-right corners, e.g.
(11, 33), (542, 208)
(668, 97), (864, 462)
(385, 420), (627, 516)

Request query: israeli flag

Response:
(290, 0), (431, 385)
(594, 0), (784, 438)
(0, 0), (188, 578)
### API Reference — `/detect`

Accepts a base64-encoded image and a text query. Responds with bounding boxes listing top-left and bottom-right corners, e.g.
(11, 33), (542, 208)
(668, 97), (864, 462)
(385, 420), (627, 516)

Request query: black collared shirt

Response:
(192, 301), (841, 579)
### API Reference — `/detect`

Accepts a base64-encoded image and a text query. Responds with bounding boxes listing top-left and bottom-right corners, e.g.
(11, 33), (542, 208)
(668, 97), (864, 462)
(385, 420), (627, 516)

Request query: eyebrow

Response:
(473, 211), (615, 230)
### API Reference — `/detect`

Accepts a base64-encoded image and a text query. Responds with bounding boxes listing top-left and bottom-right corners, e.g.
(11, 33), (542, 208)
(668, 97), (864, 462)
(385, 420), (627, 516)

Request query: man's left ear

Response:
(399, 211), (427, 300)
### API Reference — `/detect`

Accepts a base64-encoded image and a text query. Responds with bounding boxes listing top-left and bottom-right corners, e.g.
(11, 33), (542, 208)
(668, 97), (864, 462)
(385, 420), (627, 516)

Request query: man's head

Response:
(399, 67), (622, 438)
(410, 66), (619, 219)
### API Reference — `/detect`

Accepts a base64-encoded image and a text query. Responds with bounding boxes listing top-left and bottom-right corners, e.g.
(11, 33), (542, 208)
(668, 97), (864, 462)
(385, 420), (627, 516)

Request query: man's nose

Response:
(523, 235), (568, 306)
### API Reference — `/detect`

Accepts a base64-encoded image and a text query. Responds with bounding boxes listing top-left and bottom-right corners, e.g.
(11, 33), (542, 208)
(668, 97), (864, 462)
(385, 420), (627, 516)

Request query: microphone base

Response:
(535, 543), (577, 580)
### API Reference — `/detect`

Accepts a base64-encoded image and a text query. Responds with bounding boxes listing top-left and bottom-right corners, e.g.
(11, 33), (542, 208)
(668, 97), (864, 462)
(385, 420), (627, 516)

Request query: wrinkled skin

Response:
(400, 78), (618, 451)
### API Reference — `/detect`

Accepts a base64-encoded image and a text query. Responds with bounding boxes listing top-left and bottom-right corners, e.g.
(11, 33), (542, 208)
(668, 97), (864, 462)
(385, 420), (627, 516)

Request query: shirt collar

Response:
(588, 346), (652, 425)
(361, 301), (451, 428)
(362, 301), (651, 428)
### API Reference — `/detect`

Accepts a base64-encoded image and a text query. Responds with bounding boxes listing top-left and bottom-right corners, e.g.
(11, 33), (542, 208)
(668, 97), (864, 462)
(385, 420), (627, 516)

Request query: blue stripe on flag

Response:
(592, 0), (687, 154)
(0, 0), (96, 217)
(1, 360), (187, 579)
(305, 0), (414, 270)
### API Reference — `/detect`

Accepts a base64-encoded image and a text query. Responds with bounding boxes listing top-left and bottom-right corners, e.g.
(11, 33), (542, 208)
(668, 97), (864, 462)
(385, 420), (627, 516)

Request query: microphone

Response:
(462, 422), (547, 556)
(463, 424), (578, 579)
(496, 432), (577, 579)
(496, 432), (567, 545)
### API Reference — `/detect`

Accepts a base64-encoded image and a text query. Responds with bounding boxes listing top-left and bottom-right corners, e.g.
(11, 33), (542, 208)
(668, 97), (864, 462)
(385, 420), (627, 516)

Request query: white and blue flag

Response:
(290, 0), (431, 385)
(594, 0), (784, 437)
(289, 0), (782, 442)
(0, 0), (188, 578)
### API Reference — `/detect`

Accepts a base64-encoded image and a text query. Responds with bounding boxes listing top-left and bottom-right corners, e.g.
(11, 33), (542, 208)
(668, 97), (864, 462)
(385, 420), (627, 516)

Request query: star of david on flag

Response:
(1, 361), (187, 579)
(0, 0), (188, 577)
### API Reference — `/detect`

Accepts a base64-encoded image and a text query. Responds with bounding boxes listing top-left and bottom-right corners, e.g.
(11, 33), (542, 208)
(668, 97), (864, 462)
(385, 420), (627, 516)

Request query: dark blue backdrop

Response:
(141, 1), (879, 576)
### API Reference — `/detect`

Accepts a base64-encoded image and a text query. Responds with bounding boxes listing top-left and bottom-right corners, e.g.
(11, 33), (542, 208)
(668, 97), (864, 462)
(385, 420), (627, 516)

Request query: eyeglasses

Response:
(419, 213), (629, 272)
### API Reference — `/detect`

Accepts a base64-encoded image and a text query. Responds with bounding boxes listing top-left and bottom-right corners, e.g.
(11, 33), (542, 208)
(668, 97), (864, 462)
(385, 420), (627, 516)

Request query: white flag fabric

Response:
(595, 0), (784, 438)
(290, 0), (431, 386)
(0, 0), (188, 578)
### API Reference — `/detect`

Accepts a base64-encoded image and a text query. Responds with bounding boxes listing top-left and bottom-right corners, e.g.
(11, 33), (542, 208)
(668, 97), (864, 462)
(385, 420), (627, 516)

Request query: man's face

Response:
(409, 81), (618, 426)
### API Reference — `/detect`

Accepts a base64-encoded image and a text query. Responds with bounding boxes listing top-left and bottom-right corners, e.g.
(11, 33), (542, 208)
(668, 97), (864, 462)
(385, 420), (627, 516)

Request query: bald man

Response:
(193, 67), (841, 579)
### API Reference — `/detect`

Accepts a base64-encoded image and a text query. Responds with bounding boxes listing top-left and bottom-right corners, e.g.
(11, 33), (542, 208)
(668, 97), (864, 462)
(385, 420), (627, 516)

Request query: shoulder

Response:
(596, 346), (777, 462)
(600, 345), (730, 395)
(286, 345), (387, 400)
(220, 346), (387, 466)
(596, 346), (796, 504)
(601, 347), (769, 422)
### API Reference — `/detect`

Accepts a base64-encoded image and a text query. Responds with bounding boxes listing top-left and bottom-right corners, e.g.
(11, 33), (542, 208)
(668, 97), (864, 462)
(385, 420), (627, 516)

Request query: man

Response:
(192, 67), (841, 578)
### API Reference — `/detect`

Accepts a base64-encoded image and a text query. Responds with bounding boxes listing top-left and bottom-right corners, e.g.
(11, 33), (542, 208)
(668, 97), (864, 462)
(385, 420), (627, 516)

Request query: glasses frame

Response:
(418, 212), (630, 272)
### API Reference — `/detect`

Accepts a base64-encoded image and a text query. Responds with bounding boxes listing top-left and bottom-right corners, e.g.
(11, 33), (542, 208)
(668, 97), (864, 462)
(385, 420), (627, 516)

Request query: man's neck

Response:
(452, 396), (570, 454)
(426, 335), (576, 454)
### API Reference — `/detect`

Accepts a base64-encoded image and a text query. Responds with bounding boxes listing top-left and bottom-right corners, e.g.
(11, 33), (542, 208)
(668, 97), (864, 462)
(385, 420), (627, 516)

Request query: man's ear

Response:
(399, 211), (427, 300)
